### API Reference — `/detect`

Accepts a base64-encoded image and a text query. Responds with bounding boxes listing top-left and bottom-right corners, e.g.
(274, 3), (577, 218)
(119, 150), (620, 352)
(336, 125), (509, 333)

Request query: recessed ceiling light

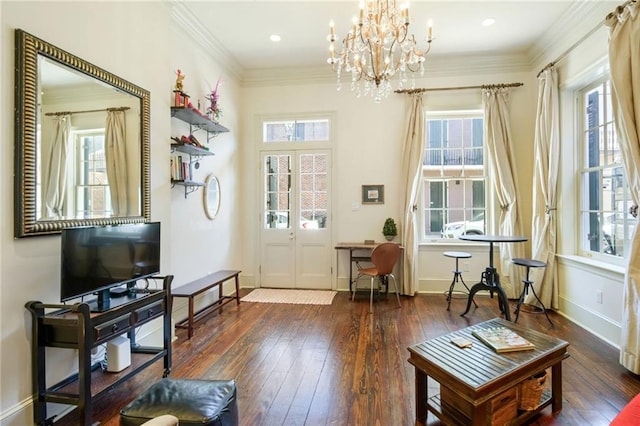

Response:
(482, 18), (496, 27)
(270, 34), (281, 42)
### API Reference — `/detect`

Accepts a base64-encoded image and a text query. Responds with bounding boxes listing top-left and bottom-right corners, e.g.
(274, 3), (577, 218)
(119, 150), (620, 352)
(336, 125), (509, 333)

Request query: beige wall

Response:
(0, 1), (626, 424)
(0, 2), (242, 424)
(240, 69), (538, 292)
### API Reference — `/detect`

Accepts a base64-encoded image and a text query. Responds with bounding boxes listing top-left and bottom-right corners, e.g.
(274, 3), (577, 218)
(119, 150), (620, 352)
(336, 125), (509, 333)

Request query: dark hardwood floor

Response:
(56, 290), (640, 425)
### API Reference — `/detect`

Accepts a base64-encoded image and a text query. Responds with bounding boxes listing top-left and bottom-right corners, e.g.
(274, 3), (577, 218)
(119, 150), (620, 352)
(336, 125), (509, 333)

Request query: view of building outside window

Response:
(422, 113), (486, 239)
(262, 118), (330, 230)
(299, 153), (328, 229)
(264, 154), (292, 229)
(580, 79), (636, 258)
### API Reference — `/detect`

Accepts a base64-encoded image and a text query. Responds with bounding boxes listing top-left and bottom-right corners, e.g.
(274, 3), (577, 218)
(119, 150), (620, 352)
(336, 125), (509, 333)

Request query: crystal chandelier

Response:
(327, 0), (433, 102)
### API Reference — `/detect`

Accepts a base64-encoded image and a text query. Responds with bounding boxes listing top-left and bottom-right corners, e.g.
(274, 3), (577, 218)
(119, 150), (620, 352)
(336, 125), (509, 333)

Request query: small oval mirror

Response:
(203, 174), (220, 220)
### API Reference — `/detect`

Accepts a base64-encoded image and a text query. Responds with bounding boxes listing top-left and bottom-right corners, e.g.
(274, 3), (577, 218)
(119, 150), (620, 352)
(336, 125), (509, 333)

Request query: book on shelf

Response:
(471, 326), (535, 353)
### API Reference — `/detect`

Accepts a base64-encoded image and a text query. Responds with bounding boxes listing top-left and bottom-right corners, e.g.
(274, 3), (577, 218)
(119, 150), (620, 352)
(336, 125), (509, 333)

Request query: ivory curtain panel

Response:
(606, 1), (640, 374)
(400, 93), (425, 296)
(482, 87), (525, 298)
(43, 115), (71, 218)
(528, 68), (560, 310)
(105, 109), (129, 216)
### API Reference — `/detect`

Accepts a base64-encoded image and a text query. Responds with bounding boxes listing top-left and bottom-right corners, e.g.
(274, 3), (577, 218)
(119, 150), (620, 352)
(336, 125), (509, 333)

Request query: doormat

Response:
(241, 289), (337, 305)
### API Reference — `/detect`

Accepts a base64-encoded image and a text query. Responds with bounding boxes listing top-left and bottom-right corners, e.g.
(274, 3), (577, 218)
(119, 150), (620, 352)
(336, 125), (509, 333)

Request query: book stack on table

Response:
(472, 327), (536, 353)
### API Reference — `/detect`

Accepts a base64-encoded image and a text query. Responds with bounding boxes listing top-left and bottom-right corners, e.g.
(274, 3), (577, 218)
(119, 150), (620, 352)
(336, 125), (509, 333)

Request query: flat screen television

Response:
(60, 222), (161, 312)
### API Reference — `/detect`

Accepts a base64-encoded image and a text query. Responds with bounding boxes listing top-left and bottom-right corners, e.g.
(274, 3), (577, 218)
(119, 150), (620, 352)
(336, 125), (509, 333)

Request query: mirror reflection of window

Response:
(74, 131), (112, 218)
(15, 29), (151, 237)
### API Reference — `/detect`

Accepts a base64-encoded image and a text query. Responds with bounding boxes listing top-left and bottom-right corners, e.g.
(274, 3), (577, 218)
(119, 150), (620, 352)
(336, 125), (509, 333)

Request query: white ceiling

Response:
(178, 0), (612, 73)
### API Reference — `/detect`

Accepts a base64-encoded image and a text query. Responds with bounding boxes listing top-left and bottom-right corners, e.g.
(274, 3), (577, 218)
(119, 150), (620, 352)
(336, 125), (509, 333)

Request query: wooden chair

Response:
(351, 242), (402, 313)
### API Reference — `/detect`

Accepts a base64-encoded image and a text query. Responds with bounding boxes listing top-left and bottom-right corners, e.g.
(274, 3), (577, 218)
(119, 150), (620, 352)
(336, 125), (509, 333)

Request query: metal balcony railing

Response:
(423, 148), (483, 166)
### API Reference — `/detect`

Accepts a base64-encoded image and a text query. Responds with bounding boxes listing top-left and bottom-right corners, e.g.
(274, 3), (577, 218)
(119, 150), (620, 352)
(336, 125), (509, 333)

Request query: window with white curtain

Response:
(421, 111), (487, 241)
(579, 78), (636, 260)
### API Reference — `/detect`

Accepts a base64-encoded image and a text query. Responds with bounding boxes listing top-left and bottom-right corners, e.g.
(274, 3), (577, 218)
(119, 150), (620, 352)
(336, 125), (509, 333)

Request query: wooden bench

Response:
(172, 270), (241, 339)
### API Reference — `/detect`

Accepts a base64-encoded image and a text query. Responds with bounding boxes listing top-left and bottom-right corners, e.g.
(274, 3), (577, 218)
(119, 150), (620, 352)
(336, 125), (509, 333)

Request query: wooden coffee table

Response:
(408, 318), (569, 425)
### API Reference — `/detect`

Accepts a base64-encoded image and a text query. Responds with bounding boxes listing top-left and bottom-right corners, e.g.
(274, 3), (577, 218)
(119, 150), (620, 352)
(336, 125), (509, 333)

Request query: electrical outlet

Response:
(463, 262), (470, 272)
(596, 290), (603, 304)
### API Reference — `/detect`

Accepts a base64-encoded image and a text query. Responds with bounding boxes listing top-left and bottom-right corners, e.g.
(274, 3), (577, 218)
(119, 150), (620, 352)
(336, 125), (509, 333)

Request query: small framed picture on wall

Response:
(362, 185), (384, 204)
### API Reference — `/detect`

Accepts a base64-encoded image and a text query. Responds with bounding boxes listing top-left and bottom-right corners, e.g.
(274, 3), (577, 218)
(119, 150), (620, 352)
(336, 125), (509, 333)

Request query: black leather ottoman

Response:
(120, 378), (238, 426)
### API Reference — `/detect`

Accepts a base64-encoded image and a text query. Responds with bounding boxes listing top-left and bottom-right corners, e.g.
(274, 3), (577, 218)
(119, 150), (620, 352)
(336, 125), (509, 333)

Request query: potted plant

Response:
(382, 217), (398, 241)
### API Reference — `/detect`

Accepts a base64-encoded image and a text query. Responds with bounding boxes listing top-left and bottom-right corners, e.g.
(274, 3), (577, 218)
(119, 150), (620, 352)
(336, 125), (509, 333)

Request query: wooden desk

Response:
(408, 318), (569, 425)
(335, 242), (403, 293)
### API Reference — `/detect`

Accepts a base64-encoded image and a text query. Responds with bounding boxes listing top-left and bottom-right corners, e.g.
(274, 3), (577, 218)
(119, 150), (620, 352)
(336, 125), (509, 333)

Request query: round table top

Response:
(458, 234), (528, 243)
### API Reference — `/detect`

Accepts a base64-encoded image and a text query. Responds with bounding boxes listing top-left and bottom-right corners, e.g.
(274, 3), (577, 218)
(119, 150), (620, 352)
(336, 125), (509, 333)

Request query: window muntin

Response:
(579, 78), (636, 258)
(299, 153), (328, 229)
(263, 119), (329, 142)
(74, 131), (112, 218)
(264, 154), (292, 229)
(423, 113), (486, 240)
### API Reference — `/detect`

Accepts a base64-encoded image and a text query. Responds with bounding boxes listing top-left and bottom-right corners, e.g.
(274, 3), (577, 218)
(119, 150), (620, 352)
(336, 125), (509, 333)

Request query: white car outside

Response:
(441, 212), (485, 239)
(602, 212), (637, 256)
(265, 212), (319, 229)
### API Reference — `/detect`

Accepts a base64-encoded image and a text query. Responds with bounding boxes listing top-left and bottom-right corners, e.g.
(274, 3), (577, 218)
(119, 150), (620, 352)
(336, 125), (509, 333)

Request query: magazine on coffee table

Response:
(472, 326), (535, 353)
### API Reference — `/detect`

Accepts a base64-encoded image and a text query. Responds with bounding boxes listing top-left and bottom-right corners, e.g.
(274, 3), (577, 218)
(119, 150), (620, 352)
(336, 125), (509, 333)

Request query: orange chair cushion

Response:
(611, 393), (640, 425)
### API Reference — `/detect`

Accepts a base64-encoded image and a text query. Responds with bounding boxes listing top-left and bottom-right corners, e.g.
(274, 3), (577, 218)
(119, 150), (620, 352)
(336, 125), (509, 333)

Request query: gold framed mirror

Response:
(14, 29), (150, 237)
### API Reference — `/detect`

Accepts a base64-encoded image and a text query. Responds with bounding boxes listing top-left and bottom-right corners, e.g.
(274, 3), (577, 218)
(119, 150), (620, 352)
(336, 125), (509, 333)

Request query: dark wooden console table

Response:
(25, 275), (173, 426)
(408, 318), (569, 425)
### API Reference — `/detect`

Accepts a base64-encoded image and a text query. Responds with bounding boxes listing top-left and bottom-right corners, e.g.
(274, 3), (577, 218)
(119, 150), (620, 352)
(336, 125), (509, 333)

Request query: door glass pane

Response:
(264, 155), (291, 229)
(299, 153), (327, 229)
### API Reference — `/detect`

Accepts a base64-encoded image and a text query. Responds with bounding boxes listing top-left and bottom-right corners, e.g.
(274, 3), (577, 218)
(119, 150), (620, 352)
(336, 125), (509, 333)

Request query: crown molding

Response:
(169, 0), (586, 89)
(424, 52), (531, 78)
(170, 1), (243, 81)
(528, 0), (617, 70)
(240, 52), (531, 88)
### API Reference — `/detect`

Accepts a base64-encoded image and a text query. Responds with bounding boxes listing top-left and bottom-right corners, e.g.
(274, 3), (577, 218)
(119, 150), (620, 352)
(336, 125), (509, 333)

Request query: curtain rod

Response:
(45, 106), (130, 116)
(395, 82), (523, 95)
(537, 0), (636, 77)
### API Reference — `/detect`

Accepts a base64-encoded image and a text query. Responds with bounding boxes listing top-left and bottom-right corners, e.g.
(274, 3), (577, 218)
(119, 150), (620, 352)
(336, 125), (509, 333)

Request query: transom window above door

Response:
(262, 119), (329, 143)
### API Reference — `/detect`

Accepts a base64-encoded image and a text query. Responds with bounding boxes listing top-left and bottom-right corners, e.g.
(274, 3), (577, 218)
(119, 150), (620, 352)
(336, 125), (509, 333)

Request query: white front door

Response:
(260, 150), (332, 289)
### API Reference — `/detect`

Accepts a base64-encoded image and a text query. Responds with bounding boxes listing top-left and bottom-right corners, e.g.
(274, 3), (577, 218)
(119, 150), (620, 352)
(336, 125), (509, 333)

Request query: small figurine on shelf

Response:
(173, 69), (190, 107)
(175, 69), (185, 92)
(206, 77), (223, 123)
